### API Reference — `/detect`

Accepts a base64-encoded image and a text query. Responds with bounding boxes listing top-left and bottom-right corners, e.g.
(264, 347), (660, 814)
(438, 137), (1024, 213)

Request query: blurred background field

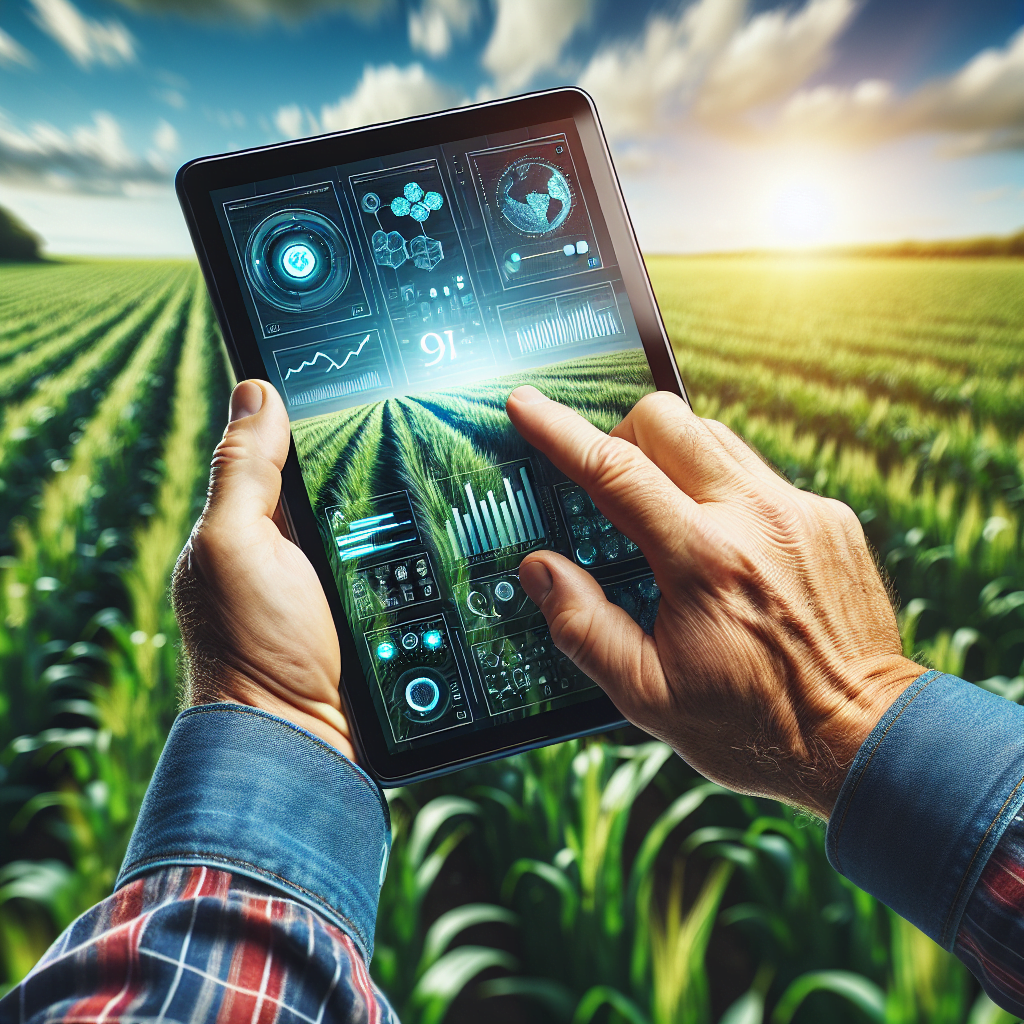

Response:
(1, 252), (1022, 1024)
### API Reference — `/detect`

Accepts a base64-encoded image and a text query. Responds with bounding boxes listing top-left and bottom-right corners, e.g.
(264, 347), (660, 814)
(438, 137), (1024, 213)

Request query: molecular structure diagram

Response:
(362, 183), (445, 271)
(361, 182), (443, 223)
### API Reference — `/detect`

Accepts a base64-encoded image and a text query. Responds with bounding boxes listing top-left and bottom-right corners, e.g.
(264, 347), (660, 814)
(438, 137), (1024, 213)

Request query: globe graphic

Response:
(497, 160), (572, 235)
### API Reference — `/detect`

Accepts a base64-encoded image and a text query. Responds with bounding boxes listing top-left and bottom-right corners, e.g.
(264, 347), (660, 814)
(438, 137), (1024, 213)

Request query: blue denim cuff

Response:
(826, 670), (1024, 949)
(115, 703), (391, 962)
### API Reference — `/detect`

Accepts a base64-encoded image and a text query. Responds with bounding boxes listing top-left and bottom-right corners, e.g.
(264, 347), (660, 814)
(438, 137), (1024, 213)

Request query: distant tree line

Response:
(0, 205), (42, 262)
(840, 228), (1024, 259)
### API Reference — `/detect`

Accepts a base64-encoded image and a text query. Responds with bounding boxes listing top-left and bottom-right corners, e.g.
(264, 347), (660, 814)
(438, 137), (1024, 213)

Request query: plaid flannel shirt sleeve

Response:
(956, 807), (1024, 1016)
(0, 704), (397, 1024)
(3, 864), (397, 1024)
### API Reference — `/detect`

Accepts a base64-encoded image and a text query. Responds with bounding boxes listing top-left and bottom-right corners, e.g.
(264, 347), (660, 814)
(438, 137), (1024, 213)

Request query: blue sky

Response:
(0, 0), (1021, 255)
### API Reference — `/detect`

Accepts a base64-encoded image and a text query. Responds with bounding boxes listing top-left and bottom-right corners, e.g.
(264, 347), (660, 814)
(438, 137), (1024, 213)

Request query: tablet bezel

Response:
(176, 86), (686, 784)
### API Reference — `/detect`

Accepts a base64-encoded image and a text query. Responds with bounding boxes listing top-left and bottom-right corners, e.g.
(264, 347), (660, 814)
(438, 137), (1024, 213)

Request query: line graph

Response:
(273, 329), (392, 409)
(283, 335), (369, 379)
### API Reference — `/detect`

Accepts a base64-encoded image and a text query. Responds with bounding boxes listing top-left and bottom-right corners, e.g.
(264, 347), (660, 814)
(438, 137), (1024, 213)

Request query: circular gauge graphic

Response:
(496, 158), (573, 235)
(244, 209), (352, 312)
(393, 667), (450, 723)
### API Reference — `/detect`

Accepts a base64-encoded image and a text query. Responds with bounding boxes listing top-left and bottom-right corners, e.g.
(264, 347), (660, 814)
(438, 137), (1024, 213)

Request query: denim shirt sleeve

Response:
(826, 670), (1024, 950)
(115, 703), (392, 963)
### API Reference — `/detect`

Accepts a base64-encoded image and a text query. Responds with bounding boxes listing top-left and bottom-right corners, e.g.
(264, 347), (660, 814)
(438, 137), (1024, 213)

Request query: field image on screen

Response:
(213, 119), (661, 753)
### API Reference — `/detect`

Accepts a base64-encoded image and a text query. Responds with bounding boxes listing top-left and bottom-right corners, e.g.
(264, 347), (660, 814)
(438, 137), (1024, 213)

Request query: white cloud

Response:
(773, 24), (1024, 151)
(109, 0), (389, 23)
(155, 88), (186, 109)
(578, 0), (743, 141)
(319, 63), (459, 132)
(408, 0), (476, 58)
(0, 110), (166, 193)
(695, 0), (855, 126)
(29, 0), (135, 69)
(274, 103), (306, 139)
(0, 26), (33, 67)
(152, 120), (178, 153)
(482, 0), (591, 91)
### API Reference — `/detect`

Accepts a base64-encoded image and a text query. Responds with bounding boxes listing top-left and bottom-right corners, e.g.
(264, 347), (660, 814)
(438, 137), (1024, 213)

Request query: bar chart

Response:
(441, 461), (545, 561)
(498, 284), (623, 357)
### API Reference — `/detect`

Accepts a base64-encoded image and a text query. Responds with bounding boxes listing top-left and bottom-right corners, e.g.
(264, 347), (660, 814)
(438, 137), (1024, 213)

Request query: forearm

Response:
(826, 670), (1024, 1016)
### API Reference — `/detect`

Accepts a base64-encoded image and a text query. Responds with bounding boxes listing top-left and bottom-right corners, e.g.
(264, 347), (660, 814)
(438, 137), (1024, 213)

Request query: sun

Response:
(767, 175), (838, 248)
(765, 161), (843, 247)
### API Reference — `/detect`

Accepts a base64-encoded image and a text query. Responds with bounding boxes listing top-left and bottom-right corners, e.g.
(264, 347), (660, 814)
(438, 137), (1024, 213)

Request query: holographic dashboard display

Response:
(213, 116), (660, 754)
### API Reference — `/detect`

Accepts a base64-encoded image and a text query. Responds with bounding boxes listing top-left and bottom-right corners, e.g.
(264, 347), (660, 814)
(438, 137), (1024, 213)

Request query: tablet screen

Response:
(211, 117), (660, 753)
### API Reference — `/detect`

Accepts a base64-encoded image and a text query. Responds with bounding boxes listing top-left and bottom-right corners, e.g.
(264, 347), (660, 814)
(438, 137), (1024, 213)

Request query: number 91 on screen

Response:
(398, 326), (493, 383)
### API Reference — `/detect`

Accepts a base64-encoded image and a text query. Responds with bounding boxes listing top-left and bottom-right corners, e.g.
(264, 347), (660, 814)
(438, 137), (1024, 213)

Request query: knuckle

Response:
(548, 604), (600, 666)
(634, 390), (686, 422)
(580, 435), (641, 494)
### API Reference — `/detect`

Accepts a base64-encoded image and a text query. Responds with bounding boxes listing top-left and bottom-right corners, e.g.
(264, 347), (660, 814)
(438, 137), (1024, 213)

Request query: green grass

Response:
(0, 255), (1022, 1022)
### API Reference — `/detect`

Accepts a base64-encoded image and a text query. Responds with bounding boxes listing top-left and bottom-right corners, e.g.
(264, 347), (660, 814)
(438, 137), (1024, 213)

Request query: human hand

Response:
(171, 380), (354, 760)
(506, 387), (923, 819)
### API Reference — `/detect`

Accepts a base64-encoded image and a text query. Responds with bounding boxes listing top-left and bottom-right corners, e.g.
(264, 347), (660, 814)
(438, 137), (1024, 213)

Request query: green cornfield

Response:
(0, 254), (1022, 1024)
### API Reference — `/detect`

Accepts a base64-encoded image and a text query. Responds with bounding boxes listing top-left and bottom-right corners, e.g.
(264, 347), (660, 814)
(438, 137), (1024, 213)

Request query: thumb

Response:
(519, 551), (666, 723)
(203, 380), (291, 531)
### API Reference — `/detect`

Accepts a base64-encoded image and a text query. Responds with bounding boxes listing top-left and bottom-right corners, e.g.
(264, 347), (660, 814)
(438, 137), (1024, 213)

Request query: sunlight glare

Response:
(768, 177), (838, 248)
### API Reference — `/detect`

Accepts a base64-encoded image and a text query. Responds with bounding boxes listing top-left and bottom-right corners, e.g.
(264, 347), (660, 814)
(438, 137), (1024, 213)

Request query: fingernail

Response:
(229, 381), (263, 422)
(519, 558), (553, 604)
(509, 385), (548, 405)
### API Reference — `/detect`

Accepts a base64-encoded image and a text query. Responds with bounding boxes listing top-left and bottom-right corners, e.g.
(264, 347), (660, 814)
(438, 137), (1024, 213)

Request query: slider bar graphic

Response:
(336, 511), (414, 561)
(445, 467), (543, 559)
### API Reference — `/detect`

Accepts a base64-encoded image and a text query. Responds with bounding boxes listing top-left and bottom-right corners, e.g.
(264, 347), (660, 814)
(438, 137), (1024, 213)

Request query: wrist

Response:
(812, 654), (926, 819)
(185, 671), (357, 764)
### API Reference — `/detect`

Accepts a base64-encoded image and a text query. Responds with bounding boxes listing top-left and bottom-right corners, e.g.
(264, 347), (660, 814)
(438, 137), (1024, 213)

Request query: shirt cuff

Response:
(115, 703), (391, 962)
(826, 670), (1024, 949)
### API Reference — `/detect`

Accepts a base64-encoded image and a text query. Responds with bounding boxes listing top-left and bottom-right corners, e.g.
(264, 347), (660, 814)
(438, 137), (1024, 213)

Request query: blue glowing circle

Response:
(510, 252), (521, 262)
(361, 192), (381, 213)
(405, 677), (440, 713)
(423, 629), (443, 650)
(576, 542), (597, 566)
(494, 581), (515, 602)
(390, 196), (411, 217)
(409, 202), (429, 222)
(280, 243), (317, 279)
(563, 243), (576, 257)
(423, 191), (443, 211)
(376, 640), (396, 661)
(404, 182), (424, 202)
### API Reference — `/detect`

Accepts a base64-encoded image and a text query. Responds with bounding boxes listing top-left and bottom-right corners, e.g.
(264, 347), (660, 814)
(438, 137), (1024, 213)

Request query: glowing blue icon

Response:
(423, 629), (443, 650)
(391, 196), (411, 217)
(456, 275), (465, 290)
(563, 243), (576, 257)
(576, 240), (589, 254)
(281, 243), (317, 279)
(588, 256), (599, 268)
(404, 182), (424, 203)
(443, 285), (450, 297)
(423, 191), (443, 211)
(429, 287), (437, 298)
(510, 253), (521, 263)
(376, 640), (396, 661)
(409, 202), (429, 222)
(361, 192), (381, 213)
(405, 676), (440, 713)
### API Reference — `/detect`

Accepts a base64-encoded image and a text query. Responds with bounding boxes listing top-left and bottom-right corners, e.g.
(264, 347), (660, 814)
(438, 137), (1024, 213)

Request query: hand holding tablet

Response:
(177, 88), (684, 782)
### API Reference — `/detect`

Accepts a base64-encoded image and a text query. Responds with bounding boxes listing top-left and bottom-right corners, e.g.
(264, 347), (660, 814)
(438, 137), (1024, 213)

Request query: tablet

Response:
(176, 87), (687, 784)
